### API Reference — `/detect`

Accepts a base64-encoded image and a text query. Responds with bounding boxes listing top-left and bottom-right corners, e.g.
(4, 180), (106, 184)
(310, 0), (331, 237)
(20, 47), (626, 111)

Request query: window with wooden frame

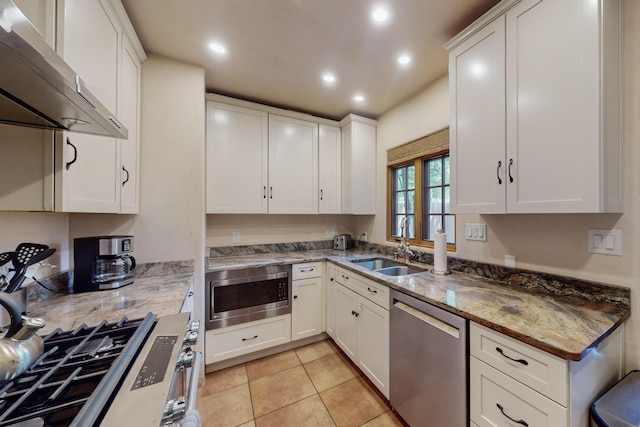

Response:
(387, 129), (455, 250)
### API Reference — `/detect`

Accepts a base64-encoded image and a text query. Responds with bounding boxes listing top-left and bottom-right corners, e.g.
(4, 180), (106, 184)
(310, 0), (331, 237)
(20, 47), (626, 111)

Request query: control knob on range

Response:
(183, 320), (200, 346)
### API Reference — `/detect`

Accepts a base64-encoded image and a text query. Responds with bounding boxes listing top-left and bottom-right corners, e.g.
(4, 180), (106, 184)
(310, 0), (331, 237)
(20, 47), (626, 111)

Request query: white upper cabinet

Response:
(56, 0), (120, 213)
(54, 0), (144, 213)
(340, 115), (377, 215)
(205, 95), (377, 215)
(119, 34), (142, 213)
(449, 16), (506, 214)
(268, 115), (319, 214)
(206, 102), (269, 214)
(318, 124), (342, 214)
(447, 0), (622, 214)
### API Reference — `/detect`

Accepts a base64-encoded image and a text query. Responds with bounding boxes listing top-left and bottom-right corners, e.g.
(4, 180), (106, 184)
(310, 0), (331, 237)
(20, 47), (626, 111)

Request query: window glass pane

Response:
(407, 190), (415, 214)
(444, 186), (450, 214)
(408, 165), (415, 190)
(395, 168), (406, 191)
(444, 215), (455, 244)
(428, 188), (442, 214)
(395, 215), (405, 237)
(406, 215), (415, 239)
(396, 192), (406, 214)
(428, 215), (443, 240)
(444, 156), (450, 185)
(428, 159), (442, 186)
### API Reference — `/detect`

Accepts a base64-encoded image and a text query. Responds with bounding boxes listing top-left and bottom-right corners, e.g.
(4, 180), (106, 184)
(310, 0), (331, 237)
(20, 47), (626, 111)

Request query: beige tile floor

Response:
(197, 339), (406, 427)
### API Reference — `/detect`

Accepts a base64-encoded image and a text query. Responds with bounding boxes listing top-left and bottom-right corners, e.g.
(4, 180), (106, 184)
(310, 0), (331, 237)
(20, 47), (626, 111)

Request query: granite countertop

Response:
(26, 273), (193, 336)
(207, 249), (630, 361)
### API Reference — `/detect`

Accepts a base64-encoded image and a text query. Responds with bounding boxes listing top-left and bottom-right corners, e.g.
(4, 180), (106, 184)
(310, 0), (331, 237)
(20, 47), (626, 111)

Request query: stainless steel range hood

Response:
(0, 0), (127, 139)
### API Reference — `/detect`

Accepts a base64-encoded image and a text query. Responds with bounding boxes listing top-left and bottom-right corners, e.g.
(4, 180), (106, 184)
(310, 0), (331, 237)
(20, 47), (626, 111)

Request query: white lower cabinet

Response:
(333, 266), (389, 398)
(325, 263), (337, 339)
(470, 322), (622, 427)
(205, 315), (291, 364)
(291, 262), (324, 340)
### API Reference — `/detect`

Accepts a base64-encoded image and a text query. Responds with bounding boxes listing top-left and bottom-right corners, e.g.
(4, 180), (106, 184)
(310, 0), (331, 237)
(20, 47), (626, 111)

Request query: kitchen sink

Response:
(350, 257), (403, 270)
(376, 265), (426, 276)
(350, 257), (426, 276)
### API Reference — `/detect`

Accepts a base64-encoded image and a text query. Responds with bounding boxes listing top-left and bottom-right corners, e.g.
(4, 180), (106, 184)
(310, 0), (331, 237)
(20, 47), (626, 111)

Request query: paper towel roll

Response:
(434, 229), (449, 273)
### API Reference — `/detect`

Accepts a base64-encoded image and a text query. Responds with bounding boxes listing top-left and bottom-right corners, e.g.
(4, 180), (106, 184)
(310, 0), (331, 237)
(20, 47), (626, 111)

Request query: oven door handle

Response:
(186, 351), (202, 412)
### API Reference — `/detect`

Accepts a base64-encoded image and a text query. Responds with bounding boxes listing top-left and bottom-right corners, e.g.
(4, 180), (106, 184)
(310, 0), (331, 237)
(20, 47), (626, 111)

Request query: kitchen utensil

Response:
(4, 244), (56, 293)
(0, 251), (15, 267)
(0, 292), (44, 382)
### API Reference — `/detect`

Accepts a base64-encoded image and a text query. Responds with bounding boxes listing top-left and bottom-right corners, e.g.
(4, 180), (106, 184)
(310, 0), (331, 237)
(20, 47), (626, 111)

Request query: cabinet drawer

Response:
(471, 357), (568, 427)
(470, 322), (568, 406)
(206, 315), (291, 363)
(292, 262), (322, 280)
(335, 266), (389, 309)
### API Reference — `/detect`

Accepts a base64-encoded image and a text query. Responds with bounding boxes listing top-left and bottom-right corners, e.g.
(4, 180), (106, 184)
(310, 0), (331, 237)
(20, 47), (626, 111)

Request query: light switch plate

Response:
(588, 229), (621, 256)
(465, 223), (487, 241)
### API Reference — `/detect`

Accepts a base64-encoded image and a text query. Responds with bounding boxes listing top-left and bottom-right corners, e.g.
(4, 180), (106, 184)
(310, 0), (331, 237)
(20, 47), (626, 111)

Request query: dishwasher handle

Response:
(393, 301), (460, 339)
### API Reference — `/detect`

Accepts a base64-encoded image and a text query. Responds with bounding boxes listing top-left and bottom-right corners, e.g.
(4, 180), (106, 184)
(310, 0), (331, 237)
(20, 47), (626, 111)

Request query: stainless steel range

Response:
(0, 312), (201, 426)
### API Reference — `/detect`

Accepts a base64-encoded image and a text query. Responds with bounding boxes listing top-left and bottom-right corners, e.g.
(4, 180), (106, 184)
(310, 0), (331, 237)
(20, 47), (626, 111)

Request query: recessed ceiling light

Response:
(209, 43), (227, 54)
(372, 7), (389, 22)
(398, 55), (411, 65)
(322, 73), (336, 83)
(353, 94), (365, 102)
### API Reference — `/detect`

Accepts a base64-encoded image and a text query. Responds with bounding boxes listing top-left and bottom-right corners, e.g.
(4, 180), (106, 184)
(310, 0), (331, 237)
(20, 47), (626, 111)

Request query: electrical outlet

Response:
(326, 229), (336, 238)
(505, 255), (516, 268)
(361, 232), (368, 242)
(232, 231), (241, 243)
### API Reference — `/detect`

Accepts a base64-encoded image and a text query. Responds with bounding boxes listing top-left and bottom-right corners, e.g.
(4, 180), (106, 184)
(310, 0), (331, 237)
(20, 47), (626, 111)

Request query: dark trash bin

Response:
(591, 370), (640, 427)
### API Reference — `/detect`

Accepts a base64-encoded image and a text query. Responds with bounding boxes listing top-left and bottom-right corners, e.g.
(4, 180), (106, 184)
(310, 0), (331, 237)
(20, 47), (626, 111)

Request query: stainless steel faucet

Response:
(394, 216), (414, 263)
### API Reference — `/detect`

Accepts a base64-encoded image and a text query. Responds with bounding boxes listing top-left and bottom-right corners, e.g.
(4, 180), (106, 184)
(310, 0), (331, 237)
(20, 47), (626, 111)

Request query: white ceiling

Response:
(121, 0), (500, 121)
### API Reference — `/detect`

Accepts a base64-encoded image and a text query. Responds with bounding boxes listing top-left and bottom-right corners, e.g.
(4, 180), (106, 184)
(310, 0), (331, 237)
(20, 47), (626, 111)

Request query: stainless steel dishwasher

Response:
(390, 289), (468, 427)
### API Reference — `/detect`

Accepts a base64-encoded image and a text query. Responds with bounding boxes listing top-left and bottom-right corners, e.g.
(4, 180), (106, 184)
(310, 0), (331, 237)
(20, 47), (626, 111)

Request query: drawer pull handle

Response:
(351, 310), (360, 317)
(497, 403), (528, 427)
(341, 274), (349, 280)
(242, 335), (258, 341)
(367, 287), (378, 294)
(496, 347), (528, 365)
(299, 268), (314, 273)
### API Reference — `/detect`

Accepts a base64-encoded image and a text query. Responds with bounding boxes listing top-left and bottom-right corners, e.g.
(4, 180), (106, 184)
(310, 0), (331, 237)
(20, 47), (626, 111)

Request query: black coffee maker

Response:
(73, 236), (136, 292)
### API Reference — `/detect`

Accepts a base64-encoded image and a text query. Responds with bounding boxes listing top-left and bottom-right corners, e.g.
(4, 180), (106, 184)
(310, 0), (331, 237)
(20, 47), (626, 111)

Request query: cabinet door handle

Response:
(496, 347), (528, 365)
(242, 335), (258, 341)
(122, 166), (130, 186)
(65, 137), (78, 170)
(496, 161), (502, 185)
(351, 310), (360, 317)
(320, 189), (323, 200)
(367, 287), (378, 294)
(508, 159), (514, 183)
(294, 295), (298, 299)
(330, 278), (334, 282)
(496, 403), (528, 426)
(270, 186), (273, 199)
(263, 186), (267, 199)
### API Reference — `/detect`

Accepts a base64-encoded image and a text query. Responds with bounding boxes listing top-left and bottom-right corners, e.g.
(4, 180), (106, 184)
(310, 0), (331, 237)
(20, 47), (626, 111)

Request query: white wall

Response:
(69, 55), (207, 340)
(369, 0), (640, 371)
(207, 214), (356, 247)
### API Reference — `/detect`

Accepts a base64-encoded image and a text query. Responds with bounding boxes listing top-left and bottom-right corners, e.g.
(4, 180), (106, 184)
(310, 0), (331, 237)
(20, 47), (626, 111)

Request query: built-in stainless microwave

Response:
(205, 265), (291, 330)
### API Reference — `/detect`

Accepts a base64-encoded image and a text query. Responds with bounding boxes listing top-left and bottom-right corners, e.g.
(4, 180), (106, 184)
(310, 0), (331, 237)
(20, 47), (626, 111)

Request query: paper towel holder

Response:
(430, 268), (451, 275)
(431, 227), (451, 275)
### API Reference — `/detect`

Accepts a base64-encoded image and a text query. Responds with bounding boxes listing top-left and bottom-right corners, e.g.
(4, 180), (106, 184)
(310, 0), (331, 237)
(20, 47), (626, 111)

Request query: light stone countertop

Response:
(207, 249), (630, 361)
(26, 273), (193, 336)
